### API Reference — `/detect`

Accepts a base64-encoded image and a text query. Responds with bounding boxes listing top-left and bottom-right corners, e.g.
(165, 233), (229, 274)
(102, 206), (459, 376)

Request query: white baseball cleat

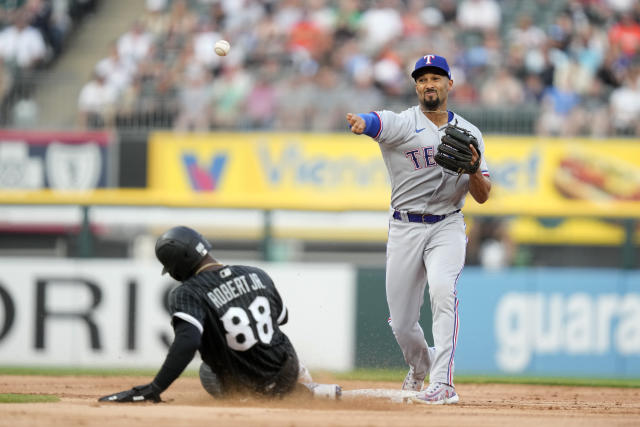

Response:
(410, 382), (459, 405)
(309, 383), (342, 400)
(401, 367), (425, 392)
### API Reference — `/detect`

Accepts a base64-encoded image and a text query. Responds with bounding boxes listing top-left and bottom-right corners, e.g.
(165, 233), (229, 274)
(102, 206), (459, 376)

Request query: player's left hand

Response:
(469, 143), (480, 172)
(434, 124), (481, 175)
(98, 383), (162, 403)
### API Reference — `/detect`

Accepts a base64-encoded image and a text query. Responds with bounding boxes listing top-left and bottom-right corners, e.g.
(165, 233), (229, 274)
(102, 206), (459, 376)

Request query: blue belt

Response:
(393, 209), (461, 224)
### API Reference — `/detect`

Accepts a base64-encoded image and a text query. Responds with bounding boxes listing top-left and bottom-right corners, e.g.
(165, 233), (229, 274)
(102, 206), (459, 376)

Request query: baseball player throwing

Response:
(98, 226), (340, 403)
(346, 54), (491, 404)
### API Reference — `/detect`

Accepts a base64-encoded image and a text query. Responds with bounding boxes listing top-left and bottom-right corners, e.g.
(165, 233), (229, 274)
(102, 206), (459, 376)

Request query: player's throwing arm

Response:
(346, 113), (366, 134)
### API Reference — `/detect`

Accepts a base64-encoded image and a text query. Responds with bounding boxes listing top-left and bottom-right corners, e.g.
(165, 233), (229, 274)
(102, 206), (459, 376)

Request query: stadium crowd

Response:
(0, 0), (98, 124)
(16, 0), (640, 136)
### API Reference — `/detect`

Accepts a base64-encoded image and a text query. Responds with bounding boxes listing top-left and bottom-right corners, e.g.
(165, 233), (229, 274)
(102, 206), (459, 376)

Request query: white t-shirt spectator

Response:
(609, 81), (640, 131)
(509, 17), (546, 50)
(95, 54), (136, 94)
(457, 0), (501, 32)
(359, 7), (403, 51)
(117, 27), (153, 63)
(193, 29), (223, 68)
(78, 78), (118, 114)
(0, 25), (47, 68)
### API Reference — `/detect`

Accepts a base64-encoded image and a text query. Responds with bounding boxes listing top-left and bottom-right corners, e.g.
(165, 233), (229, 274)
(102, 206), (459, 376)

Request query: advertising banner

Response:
(148, 132), (389, 210)
(467, 137), (640, 217)
(1, 132), (638, 219)
(0, 259), (355, 371)
(147, 133), (640, 216)
(456, 267), (640, 377)
(0, 130), (115, 191)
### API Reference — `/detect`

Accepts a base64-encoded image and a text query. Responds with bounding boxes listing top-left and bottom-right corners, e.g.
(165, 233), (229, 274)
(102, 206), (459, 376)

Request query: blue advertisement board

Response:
(455, 267), (640, 377)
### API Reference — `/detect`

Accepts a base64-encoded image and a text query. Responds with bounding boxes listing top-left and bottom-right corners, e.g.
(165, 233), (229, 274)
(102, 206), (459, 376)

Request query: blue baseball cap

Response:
(411, 55), (451, 80)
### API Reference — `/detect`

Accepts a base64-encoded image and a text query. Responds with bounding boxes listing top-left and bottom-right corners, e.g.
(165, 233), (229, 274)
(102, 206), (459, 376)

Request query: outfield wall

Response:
(0, 259), (638, 377)
(0, 259), (355, 371)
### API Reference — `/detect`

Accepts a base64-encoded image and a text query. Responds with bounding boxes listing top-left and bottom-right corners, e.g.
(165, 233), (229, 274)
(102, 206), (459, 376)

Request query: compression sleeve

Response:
(151, 319), (201, 392)
(357, 112), (381, 138)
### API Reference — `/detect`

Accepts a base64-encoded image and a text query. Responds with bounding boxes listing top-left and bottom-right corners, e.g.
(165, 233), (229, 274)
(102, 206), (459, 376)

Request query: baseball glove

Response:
(435, 123), (480, 174)
(98, 383), (162, 403)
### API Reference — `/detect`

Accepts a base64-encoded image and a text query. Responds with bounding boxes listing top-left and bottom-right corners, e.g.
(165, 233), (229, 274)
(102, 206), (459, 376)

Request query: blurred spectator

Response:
(308, 65), (348, 131)
(25, 0), (62, 57)
(245, 74), (277, 129)
(570, 23), (606, 75)
(596, 46), (627, 88)
(437, 0), (458, 24)
(307, 0), (336, 33)
(466, 217), (516, 270)
(464, 30), (502, 72)
(192, 20), (223, 70)
(174, 66), (212, 132)
(210, 64), (252, 129)
(606, 0), (636, 14)
(141, 0), (171, 38)
(522, 73), (545, 104)
(72, 0), (640, 138)
(358, 0), (403, 54)
(480, 68), (525, 106)
(456, 0), (501, 33)
(77, 72), (117, 129)
(548, 13), (574, 52)
(371, 43), (405, 96)
(608, 12), (640, 57)
(537, 69), (582, 136)
(509, 15), (546, 51)
(117, 20), (153, 64)
(401, 0), (428, 40)
(168, 0), (197, 35)
(12, 95), (38, 126)
(273, 72), (314, 130)
(68, 0), (98, 22)
(571, 78), (610, 137)
(609, 67), (640, 135)
(342, 64), (384, 114)
(334, 0), (361, 41)
(95, 41), (136, 95)
(449, 72), (479, 105)
(288, 9), (331, 61)
(0, 9), (47, 68)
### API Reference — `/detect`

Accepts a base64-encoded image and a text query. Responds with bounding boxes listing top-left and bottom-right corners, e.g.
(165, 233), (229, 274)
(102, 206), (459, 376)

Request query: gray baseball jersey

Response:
(367, 106), (489, 388)
(374, 106), (489, 213)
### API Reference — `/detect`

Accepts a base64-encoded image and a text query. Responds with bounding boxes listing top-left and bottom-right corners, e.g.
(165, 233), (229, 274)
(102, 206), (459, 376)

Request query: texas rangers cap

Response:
(411, 54), (451, 80)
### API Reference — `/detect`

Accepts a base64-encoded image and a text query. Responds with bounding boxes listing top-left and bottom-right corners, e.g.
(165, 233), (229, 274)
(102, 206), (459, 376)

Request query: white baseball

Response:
(214, 40), (230, 56)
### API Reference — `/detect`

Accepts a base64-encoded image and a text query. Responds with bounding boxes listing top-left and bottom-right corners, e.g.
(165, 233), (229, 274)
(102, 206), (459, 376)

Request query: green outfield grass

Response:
(1, 366), (638, 388)
(0, 393), (59, 403)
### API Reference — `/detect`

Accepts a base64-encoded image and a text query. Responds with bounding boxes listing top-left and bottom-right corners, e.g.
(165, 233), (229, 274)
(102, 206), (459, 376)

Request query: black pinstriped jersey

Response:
(168, 265), (296, 391)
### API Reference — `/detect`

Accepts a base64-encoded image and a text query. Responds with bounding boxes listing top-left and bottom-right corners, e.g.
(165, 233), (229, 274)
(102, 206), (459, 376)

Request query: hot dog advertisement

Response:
(554, 151), (640, 201)
(462, 137), (640, 218)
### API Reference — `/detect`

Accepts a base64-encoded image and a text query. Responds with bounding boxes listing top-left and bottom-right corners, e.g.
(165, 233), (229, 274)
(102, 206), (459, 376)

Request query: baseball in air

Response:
(214, 40), (230, 56)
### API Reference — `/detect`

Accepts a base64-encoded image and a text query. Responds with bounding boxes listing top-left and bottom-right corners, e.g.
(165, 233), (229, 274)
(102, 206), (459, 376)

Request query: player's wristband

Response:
(357, 112), (381, 138)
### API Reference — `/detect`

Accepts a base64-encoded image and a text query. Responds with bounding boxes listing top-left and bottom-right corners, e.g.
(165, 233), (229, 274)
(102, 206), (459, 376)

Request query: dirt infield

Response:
(1, 374), (639, 427)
